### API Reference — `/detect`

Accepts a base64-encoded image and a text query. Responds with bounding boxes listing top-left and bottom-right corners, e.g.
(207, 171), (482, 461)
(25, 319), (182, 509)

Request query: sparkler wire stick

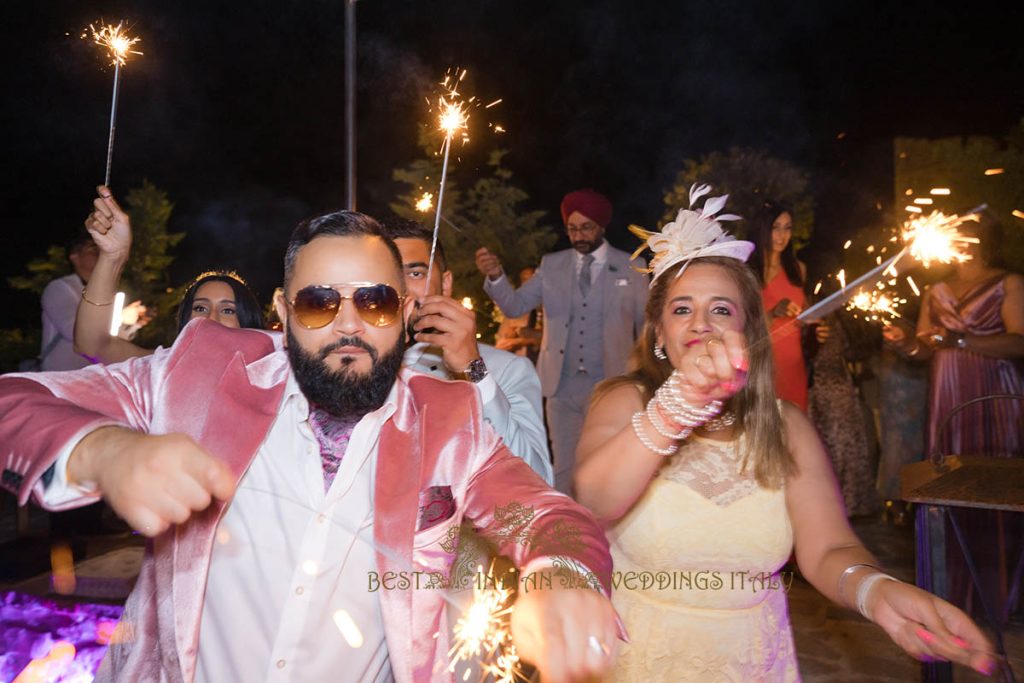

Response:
(425, 136), (453, 288)
(104, 61), (121, 186)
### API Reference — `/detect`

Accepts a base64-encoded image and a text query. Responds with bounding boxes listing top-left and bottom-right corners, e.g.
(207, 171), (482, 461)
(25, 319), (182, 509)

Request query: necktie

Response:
(580, 254), (595, 298)
(308, 407), (359, 492)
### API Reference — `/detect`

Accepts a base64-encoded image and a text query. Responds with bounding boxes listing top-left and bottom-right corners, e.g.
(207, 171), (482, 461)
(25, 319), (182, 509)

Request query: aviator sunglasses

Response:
(287, 282), (405, 329)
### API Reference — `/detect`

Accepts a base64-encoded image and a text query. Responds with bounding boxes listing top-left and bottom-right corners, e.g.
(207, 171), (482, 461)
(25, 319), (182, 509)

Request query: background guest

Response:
(76, 186), (265, 364)
(883, 210), (1024, 621)
(575, 193), (996, 679)
(749, 200), (814, 410)
(476, 189), (648, 494)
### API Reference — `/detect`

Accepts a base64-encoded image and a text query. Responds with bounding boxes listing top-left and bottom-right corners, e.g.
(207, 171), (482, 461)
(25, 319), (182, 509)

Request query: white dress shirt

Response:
(573, 239), (609, 280)
(40, 273), (92, 371)
(196, 370), (394, 682)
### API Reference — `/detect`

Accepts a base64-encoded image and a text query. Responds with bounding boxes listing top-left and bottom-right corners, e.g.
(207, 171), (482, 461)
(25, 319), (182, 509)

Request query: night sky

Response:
(5, 0), (1022, 329)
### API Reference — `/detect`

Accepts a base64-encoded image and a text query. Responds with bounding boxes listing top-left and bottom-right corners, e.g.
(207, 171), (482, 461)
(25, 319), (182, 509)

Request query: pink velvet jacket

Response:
(0, 320), (612, 682)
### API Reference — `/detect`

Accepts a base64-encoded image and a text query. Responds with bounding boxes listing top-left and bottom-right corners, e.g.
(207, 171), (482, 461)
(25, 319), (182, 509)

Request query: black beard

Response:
(287, 329), (406, 419)
(572, 237), (603, 254)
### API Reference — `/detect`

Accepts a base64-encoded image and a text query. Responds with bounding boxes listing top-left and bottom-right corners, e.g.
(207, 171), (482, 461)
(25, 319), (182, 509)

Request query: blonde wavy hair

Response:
(593, 256), (795, 488)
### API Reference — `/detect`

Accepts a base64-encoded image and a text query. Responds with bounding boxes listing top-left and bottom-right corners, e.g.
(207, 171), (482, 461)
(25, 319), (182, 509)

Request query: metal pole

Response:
(344, 0), (357, 209)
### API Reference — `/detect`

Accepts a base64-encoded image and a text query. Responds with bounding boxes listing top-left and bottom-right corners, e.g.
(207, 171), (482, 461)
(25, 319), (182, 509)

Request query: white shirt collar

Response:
(575, 239), (609, 267)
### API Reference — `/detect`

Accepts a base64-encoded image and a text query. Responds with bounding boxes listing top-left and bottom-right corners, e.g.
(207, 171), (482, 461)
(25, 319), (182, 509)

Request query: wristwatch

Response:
(461, 357), (489, 383)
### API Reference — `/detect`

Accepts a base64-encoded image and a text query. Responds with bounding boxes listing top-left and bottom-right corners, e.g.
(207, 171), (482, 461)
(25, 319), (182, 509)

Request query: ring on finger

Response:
(587, 635), (610, 656)
(705, 337), (724, 354)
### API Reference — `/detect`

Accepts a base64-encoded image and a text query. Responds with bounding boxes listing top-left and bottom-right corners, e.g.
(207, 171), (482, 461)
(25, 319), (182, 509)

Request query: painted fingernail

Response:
(916, 627), (935, 644)
(951, 636), (970, 649)
(979, 658), (996, 676)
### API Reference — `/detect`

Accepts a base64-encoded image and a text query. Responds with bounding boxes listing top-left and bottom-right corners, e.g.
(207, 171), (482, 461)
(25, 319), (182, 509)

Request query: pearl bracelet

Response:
(631, 412), (679, 455)
(645, 399), (690, 440)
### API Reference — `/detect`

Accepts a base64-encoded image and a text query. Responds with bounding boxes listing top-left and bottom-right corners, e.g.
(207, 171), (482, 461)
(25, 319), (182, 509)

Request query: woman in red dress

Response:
(750, 202), (810, 410)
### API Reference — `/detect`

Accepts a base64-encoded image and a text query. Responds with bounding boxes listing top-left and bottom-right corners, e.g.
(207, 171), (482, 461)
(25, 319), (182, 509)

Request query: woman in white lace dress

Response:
(573, 187), (996, 681)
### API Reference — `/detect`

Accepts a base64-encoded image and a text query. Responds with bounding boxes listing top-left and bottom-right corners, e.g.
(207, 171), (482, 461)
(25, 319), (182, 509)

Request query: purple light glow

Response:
(0, 591), (123, 682)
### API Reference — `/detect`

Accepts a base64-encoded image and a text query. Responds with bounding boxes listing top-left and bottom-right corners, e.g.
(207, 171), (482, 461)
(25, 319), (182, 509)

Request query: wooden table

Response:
(902, 456), (1024, 682)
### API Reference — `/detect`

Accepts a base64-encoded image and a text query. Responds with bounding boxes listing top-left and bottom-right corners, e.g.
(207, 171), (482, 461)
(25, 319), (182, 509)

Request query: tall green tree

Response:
(391, 134), (556, 340)
(662, 147), (814, 247)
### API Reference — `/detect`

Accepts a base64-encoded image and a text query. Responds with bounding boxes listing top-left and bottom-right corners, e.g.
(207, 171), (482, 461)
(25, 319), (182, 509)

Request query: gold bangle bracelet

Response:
(81, 289), (114, 306)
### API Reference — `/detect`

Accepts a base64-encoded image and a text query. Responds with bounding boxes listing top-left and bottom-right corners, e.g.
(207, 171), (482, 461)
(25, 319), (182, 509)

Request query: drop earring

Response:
(654, 342), (667, 361)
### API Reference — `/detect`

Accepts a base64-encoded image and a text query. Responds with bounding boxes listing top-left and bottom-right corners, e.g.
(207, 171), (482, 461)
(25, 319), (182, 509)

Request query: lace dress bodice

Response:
(604, 434), (800, 681)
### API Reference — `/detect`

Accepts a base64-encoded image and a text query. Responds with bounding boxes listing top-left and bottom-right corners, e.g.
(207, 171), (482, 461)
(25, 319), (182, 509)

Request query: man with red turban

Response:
(476, 189), (648, 495)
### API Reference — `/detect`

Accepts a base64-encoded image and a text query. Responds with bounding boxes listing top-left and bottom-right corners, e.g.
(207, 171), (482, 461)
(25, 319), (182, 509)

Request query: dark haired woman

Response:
(574, 187), (995, 680)
(750, 201), (811, 410)
(76, 186), (265, 364)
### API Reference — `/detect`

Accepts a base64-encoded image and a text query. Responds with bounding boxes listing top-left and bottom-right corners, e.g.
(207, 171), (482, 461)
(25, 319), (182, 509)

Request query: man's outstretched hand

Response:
(68, 426), (236, 537)
(511, 568), (621, 681)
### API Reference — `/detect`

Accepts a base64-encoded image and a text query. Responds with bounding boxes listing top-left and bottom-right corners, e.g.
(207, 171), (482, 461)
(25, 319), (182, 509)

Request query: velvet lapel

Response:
(170, 350), (286, 679)
(374, 378), (424, 682)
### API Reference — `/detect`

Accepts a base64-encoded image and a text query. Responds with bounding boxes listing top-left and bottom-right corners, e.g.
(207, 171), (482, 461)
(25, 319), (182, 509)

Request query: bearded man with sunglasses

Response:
(0, 211), (619, 683)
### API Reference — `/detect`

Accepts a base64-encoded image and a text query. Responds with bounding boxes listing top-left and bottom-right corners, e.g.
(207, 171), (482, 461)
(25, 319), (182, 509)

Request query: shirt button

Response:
(295, 586), (304, 595)
(317, 514), (327, 523)
(276, 659), (286, 669)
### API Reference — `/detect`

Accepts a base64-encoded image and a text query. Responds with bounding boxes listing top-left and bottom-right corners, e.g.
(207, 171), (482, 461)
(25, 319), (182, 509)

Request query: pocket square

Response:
(417, 485), (456, 532)
(615, 277), (630, 286)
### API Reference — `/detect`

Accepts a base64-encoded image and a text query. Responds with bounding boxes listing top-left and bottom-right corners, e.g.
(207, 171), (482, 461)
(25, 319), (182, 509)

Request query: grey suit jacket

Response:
(483, 245), (649, 396)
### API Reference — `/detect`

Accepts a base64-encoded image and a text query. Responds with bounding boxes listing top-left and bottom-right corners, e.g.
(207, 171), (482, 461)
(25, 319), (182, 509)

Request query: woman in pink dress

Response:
(884, 211), (1024, 622)
(750, 201), (811, 410)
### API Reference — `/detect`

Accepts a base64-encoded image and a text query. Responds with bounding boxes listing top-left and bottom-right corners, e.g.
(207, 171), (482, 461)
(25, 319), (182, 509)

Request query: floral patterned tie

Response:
(308, 408), (360, 492)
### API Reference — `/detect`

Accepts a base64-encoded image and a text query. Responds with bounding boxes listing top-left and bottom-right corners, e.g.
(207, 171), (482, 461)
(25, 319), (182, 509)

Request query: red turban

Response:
(560, 189), (613, 227)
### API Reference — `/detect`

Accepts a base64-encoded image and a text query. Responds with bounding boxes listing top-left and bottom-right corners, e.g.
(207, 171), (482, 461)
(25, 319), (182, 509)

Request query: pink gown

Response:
(762, 271), (808, 411)
(927, 274), (1023, 621)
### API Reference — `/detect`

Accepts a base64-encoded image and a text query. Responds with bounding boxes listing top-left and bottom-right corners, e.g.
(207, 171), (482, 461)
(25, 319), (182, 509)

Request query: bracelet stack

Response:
(631, 370), (725, 456)
(837, 563), (900, 621)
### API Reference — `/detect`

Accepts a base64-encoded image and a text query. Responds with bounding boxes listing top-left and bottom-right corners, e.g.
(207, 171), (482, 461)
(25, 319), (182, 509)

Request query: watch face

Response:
(464, 358), (488, 383)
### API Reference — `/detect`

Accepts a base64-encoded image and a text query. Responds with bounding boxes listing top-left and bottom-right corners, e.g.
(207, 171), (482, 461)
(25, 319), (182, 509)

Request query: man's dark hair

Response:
(283, 210), (404, 289)
(378, 216), (447, 272)
(65, 231), (97, 265)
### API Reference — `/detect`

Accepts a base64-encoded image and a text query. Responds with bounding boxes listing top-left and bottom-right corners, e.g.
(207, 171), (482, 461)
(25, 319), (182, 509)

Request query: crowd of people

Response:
(2, 180), (1019, 681)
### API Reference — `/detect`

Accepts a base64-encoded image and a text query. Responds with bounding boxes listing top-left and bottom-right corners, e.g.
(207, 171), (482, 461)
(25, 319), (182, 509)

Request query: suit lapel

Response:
(171, 350), (287, 677)
(374, 379), (423, 682)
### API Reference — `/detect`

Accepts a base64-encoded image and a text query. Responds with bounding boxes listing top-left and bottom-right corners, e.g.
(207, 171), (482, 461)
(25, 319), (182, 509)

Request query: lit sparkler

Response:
(422, 69), (503, 287)
(900, 210), (980, 268)
(846, 289), (903, 323)
(89, 22), (142, 187)
(447, 566), (524, 683)
(424, 69), (474, 289)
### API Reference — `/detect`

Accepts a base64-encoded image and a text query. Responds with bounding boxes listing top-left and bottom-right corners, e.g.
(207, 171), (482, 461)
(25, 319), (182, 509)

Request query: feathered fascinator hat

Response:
(630, 183), (755, 287)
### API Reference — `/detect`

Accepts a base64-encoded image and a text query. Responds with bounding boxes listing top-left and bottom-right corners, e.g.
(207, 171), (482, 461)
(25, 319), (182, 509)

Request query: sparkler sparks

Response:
(900, 210), (980, 268)
(846, 289), (903, 322)
(415, 192), (434, 213)
(89, 22), (142, 66)
(447, 566), (524, 683)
